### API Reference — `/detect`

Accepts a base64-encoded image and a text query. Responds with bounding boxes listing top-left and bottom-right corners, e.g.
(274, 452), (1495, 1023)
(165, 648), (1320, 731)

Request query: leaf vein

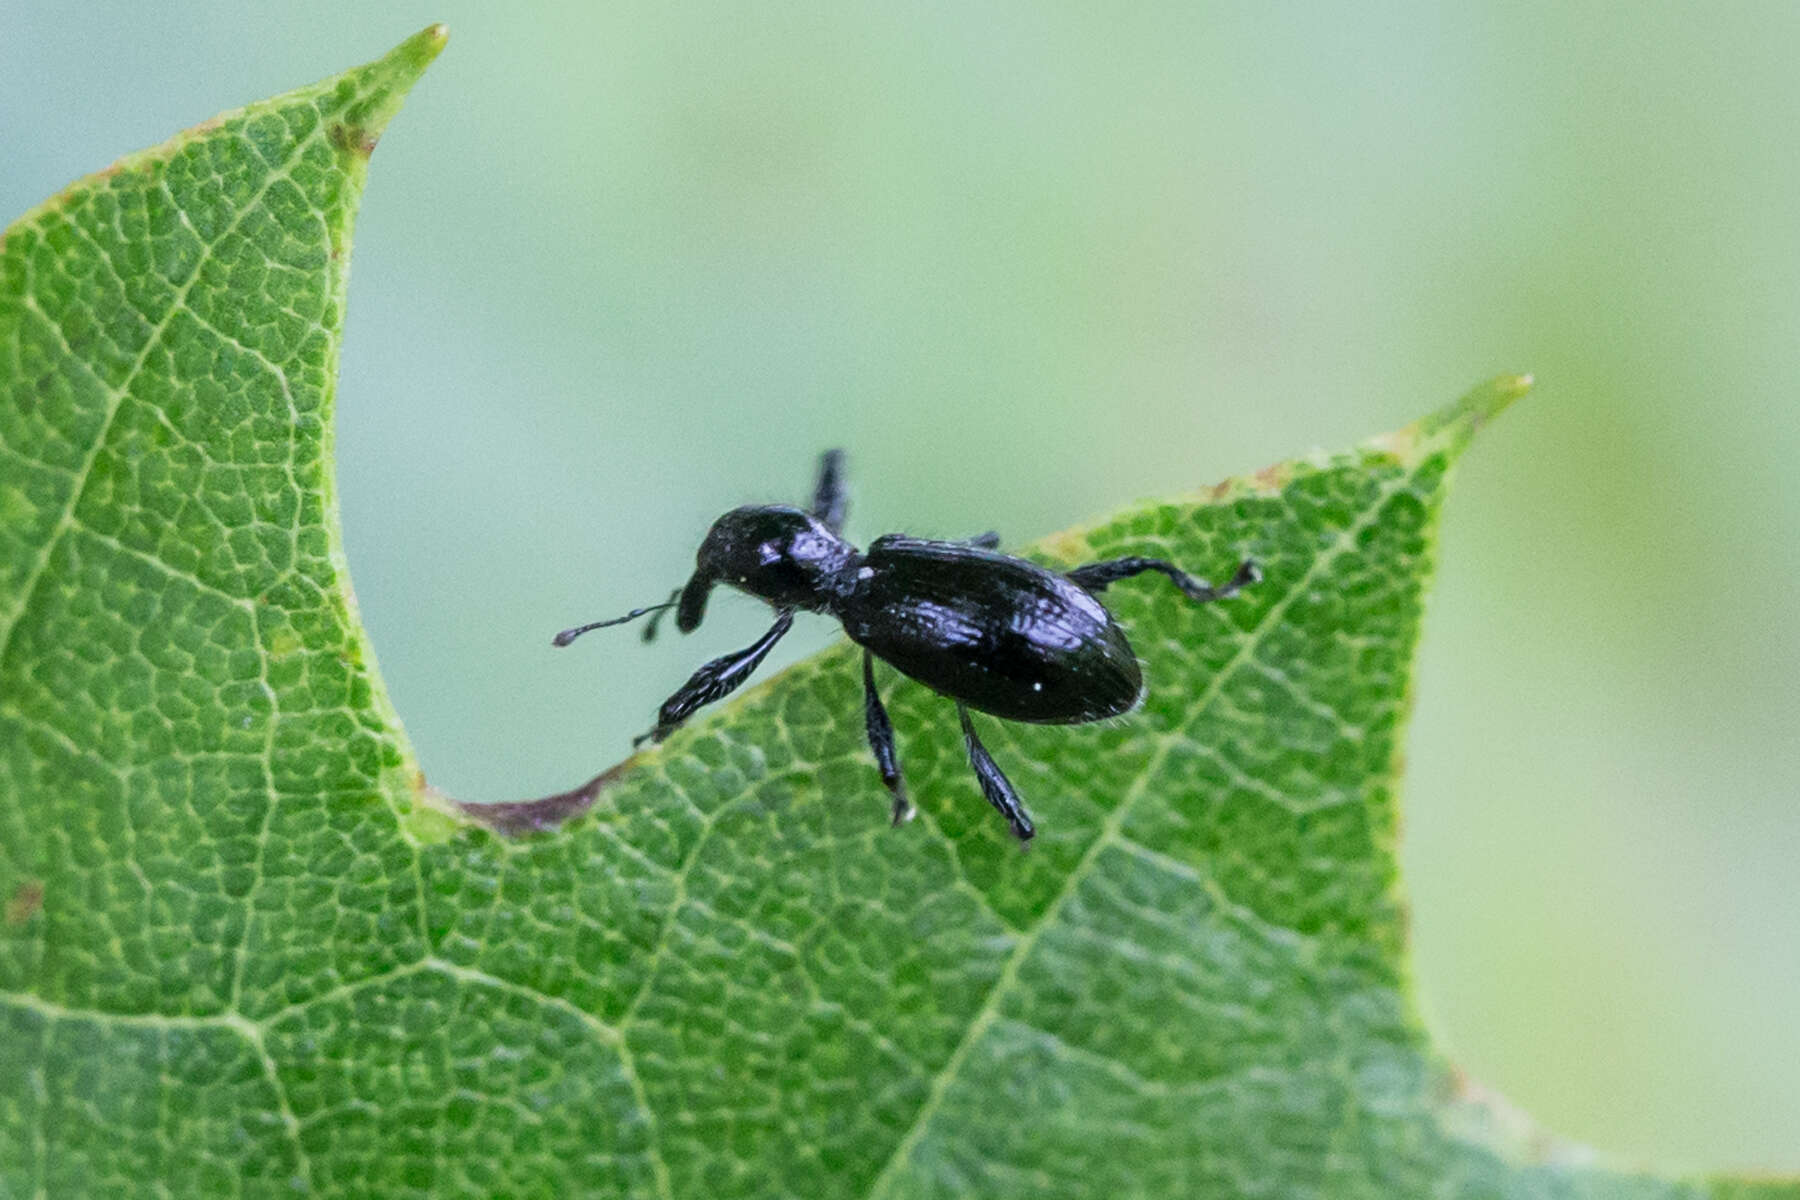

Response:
(418, 958), (676, 1200)
(221, 1013), (314, 1195)
(227, 607), (282, 1013)
(0, 989), (230, 1030)
(616, 793), (736, 1032)
(422, 956), (621, 1043)
(0, 704), (129, 782)
(614, 1032), (677, 1200)
(992, 1016), (1224, 1099)
(66, 518), (256, 611)
(255, 956), (436, 1030)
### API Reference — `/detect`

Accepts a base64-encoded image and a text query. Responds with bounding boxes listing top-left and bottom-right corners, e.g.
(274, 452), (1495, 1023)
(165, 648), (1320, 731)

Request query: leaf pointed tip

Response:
(1377, 373), (1532, 465)
(1430, 372), (1531, 446)
(402, 22), (452, 67)
(337, 24), (449, 154)
(368, 22), (450, 90)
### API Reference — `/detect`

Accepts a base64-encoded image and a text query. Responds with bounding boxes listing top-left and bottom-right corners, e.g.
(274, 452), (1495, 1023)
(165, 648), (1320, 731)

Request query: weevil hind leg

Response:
(811, 449), (849, 535)
(861, 650), (913, 826)
(957, 704), (1036, 844)
(1067, 555), (1261, 603)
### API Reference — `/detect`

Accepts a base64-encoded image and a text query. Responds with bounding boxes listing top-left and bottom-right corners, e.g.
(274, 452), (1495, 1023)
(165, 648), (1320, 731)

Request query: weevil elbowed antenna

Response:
(551, 600), (678, 647)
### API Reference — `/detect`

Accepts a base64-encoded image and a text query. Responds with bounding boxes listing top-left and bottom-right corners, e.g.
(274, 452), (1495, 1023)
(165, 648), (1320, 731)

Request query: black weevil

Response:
(554, 452), (1260, 843)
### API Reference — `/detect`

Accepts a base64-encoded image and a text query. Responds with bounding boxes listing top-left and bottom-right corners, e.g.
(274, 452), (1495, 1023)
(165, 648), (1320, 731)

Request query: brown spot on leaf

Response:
(6, 880), (44, 925)
(454, 761), (637, 837)
(328, 123), (381, 158)
(1365, 426), (1419, 462)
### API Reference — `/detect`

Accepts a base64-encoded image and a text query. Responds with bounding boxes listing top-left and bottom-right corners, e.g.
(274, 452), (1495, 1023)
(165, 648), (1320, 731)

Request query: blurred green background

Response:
(6, 1), (1796, 1173)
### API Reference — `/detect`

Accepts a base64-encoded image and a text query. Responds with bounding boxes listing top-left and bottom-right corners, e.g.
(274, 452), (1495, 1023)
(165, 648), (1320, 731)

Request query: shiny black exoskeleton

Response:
(553, 452), (1260, 843)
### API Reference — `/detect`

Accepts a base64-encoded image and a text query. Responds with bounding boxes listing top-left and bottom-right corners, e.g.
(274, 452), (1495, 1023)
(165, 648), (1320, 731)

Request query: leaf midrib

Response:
(859, 447), (1426, 1199)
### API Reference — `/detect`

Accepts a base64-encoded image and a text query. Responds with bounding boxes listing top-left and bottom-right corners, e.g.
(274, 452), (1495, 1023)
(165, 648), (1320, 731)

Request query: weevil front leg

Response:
(861, 650), (913, 826)
(957, 704), (1035, 844)
(635, 610), (795, 746)
(1067, 555), (1261, 603)
(638, 587), (682, 643)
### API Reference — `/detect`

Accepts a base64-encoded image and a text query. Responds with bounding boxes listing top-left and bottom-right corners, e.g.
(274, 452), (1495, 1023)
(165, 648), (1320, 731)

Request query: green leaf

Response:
(0, 30), (1793, 1200)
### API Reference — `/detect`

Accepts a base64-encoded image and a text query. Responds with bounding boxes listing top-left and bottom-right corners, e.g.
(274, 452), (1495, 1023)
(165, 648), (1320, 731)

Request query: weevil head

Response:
(676, 505), (856, 630)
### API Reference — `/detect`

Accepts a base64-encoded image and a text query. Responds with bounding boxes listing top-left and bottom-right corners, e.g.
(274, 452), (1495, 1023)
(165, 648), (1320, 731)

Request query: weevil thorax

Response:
(677, 505), (858, 630)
